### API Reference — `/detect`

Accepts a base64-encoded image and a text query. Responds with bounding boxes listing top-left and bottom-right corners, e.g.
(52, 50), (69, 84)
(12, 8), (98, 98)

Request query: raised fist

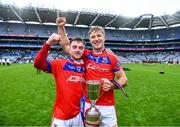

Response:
(56, 17), (66, 27)
(46, 33), (61, 46)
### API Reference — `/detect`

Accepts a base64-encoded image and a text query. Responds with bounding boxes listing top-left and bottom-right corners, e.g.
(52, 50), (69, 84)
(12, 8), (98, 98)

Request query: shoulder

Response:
(51, 58), (67, 66)
(104, 50), (118, 60)
(85, 49), (91, 53)
(104, 50), (120, 65)
(83, 49), (92, 57)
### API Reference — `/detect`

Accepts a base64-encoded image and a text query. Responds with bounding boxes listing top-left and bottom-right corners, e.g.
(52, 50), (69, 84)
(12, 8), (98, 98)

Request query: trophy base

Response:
(85, 120), (101, 127)
(85, 106), (101, 127)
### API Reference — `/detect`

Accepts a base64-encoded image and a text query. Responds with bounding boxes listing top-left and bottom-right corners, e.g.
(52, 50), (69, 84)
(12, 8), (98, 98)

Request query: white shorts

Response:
(85, 102), (118, 127)
(51, 113), (84, 127)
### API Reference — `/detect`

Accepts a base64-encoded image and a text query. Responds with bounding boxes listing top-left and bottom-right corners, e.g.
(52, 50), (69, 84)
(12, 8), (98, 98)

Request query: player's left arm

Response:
(112, 52), (128, 87)
(114, 68), (128, 87)
(107, 49), (128, 87)
(102, 51), (128, 91)
(101, 68), (128, 91)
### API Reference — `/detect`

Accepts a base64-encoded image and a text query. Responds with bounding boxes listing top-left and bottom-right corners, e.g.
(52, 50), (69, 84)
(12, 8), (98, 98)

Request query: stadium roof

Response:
(1, 4), (180, 30)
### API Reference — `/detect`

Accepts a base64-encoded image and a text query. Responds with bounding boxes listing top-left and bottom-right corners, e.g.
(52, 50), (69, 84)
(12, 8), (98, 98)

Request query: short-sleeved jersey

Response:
(83, 49), (122, 106)
(49, 58), (85, 120)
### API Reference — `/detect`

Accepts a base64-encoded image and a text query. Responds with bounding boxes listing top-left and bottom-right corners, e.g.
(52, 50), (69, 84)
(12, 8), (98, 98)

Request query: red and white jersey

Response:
(83, 49), (122, 106)
(34, 43), (85, 120)
(50, 59), (85, 120)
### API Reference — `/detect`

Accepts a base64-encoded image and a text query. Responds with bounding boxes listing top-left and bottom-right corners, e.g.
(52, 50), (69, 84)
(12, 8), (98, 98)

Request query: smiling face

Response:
(69, 38), (85, 60)
(88, 26), (106, 52)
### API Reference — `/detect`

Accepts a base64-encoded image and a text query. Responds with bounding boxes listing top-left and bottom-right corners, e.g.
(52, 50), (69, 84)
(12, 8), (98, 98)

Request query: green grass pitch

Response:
(0, 63), (179, 126)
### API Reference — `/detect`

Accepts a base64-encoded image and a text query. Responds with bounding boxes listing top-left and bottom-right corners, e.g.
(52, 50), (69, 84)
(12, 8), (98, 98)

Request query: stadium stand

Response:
(0, 4), (180, 64)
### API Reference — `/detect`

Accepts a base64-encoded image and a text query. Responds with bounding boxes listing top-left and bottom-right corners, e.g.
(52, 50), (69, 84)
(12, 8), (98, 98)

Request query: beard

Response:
(71, 54), (83, 60)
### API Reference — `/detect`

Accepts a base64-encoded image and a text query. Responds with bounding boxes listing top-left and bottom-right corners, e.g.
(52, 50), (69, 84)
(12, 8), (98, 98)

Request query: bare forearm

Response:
(114, 69), (128, 88)
(116, 77), (128, 87)
(57, 26), (70, 53)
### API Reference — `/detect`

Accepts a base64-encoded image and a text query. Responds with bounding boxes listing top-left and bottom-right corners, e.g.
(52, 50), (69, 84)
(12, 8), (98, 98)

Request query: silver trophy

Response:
(85, 80), (101, 126)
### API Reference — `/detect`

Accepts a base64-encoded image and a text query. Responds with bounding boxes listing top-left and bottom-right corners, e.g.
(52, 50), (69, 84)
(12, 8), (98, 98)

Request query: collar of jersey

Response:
(69, 57), (84, 64)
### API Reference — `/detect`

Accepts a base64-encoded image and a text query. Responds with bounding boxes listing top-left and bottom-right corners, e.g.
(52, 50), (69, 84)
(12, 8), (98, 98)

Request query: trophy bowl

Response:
(85, 80), (101, 126)
(87, 80), (100, 101)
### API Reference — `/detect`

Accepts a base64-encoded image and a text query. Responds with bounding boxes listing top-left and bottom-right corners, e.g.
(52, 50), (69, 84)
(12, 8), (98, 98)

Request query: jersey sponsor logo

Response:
(87, 63), (110, 72)
(86, 54), (111, 64)
(63, 62), (85, 73)
(67, 75), (85, 83)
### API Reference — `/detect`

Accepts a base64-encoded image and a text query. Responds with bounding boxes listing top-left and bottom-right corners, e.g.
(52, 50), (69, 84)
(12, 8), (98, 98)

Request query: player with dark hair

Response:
(34, 33), (86, 126)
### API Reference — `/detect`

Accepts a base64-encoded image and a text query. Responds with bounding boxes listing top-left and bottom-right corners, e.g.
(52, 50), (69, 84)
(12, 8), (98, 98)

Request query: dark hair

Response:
(70, 37), (86, 45)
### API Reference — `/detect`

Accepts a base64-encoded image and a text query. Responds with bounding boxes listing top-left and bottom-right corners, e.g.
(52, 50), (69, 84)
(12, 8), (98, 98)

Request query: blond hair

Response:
(88, 26), (105, 36)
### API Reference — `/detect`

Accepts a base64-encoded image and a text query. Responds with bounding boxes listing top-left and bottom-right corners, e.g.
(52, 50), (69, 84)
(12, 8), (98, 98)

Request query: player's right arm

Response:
(56, 17), (70, 55)
(34, 33), (61, 72)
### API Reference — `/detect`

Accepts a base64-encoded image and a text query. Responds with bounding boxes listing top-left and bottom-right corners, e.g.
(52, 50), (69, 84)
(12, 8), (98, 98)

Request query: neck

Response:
(70, 57), (83, 64)
(93, 47), (105, 54)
